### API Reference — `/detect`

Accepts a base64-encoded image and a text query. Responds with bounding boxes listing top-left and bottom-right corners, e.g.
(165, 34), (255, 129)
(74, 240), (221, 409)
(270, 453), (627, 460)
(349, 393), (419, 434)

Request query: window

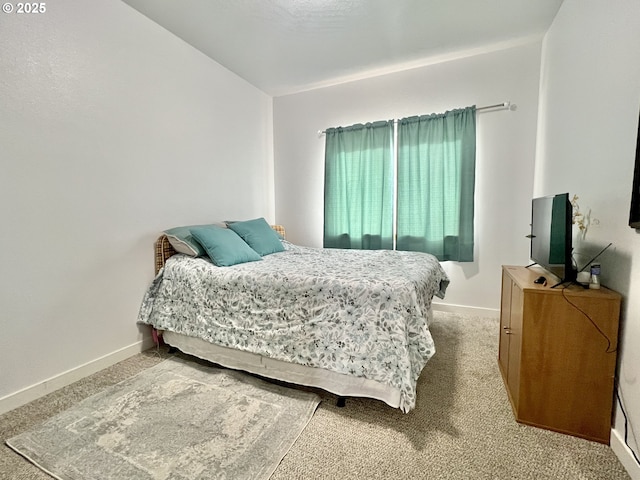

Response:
(323, 106), (476, 262)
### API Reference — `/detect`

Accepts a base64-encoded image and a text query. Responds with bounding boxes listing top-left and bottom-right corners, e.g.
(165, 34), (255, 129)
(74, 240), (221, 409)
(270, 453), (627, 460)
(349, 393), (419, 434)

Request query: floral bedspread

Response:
(138, 243), (449, 412)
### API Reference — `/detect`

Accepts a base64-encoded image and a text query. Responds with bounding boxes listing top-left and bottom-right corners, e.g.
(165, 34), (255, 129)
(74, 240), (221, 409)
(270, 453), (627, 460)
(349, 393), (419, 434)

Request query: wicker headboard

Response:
(154, 224), (286, 275)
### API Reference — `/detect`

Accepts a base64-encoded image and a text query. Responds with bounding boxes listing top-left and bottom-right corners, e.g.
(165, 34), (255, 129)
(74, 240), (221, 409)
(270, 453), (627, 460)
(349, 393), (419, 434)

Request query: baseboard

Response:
(611, 429), (640, 480)
(0, 336), (155, 416)
(432, 302), (500, 318)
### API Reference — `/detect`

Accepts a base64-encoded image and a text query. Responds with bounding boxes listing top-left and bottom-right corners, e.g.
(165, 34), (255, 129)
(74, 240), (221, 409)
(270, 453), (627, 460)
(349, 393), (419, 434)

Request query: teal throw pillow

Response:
(227, 218), (285, 256)
(190, 226), (262, 267)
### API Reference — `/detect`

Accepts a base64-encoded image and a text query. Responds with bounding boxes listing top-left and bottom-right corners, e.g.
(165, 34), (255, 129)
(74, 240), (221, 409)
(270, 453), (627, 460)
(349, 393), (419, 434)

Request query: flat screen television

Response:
(629, 108), (640, 228)
(529, 193), (575, 284)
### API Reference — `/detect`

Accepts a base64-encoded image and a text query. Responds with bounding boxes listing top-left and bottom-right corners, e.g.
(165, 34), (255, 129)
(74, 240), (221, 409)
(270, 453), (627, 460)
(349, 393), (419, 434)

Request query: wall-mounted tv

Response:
(529, 193), (575, 285)
(629, 109), (640, 228)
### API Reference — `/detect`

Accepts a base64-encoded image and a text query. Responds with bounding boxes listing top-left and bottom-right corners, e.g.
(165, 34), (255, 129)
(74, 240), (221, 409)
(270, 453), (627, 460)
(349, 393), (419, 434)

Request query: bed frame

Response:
(151, 225), (405, 409)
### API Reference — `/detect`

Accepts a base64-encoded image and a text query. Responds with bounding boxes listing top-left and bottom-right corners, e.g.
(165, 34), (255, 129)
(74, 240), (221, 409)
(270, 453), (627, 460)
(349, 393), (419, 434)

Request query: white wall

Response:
(535, 0), (640, 476)
(274, 42), (542, 312)
(0, 0), (274, 405)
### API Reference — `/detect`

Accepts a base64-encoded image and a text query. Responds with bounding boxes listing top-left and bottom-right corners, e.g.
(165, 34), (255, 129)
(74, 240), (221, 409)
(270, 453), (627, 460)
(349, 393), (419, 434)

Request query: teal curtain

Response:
(396, 107), (476, 261)
(323, 120), (394, 249)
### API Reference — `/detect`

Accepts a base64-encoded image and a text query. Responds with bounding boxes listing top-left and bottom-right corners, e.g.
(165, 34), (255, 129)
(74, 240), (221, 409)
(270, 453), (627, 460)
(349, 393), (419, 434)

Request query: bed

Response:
(138, 222), (449, 412)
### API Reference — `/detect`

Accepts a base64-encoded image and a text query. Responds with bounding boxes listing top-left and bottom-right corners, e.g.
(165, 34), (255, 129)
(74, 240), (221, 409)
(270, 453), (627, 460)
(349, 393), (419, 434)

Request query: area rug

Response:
(6, 357), (320, 480)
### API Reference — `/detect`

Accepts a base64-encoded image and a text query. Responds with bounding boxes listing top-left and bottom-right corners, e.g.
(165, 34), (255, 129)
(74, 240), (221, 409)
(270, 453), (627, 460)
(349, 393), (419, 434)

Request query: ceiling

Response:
(122, 0), (564, 97)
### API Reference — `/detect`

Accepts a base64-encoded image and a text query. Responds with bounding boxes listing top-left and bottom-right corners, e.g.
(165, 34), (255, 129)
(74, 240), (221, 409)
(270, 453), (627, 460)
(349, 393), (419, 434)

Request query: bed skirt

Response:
(163, 331), (403, 409)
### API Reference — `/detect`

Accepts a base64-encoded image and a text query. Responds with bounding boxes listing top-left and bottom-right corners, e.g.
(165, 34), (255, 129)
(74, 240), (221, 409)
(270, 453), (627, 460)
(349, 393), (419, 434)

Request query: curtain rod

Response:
(476, 101), (512, 112)
(317, 101), (513, 135)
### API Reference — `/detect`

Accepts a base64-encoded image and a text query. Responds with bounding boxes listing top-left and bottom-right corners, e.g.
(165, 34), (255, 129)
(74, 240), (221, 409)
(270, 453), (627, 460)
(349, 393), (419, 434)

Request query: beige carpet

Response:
(0, 311), (631, 480)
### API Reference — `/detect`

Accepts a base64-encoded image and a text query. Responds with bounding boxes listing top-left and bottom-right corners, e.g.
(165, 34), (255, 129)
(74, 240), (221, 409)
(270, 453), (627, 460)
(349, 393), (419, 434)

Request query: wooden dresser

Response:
(499, 265), (621, 444)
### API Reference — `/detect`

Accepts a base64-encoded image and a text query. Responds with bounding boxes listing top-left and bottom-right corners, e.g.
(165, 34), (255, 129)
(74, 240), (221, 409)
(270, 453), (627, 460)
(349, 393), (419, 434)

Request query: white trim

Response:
(0, 336), (155, 415)
(611, 429), (640, 480)
(432, 302), (500, 319)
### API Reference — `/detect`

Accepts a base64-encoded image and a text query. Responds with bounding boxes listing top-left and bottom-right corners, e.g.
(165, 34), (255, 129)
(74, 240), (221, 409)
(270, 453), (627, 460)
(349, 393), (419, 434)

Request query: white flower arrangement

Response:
(571, 194), (586, 234)
(571, 194), (600, 240)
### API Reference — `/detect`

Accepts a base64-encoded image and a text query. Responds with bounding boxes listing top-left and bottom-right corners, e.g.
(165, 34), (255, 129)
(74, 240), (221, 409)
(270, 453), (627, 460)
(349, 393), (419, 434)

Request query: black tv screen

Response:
(530, 193), (574, 283)
(629, 109), (640, 228)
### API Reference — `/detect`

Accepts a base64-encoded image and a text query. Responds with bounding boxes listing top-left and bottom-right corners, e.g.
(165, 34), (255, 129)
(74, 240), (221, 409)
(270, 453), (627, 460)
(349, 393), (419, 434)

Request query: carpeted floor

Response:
(0, 311), (631, 480)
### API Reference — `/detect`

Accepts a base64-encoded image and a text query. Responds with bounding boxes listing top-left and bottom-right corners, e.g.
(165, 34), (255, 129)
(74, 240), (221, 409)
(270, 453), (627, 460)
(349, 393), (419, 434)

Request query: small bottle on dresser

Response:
(589, 263), (601, 289)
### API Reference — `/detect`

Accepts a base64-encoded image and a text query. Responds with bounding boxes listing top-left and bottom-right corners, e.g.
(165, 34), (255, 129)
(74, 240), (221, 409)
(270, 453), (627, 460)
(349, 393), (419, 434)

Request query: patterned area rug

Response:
(6, 357), (320, 480)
